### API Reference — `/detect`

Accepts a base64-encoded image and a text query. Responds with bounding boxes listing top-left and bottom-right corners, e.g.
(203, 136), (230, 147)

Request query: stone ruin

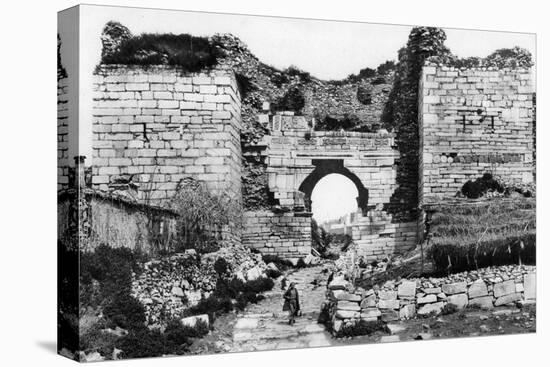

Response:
(58, 31), (535, 263)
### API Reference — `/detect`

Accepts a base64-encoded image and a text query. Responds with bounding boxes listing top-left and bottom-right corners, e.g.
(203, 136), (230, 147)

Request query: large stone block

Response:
(494, 293), (522, 306)
(399, 304), (416, 320)
(378, 299), (400, 310)
(468, 279), (489, 299)
(378, 290), (397, 300)
(447, 293), (468, 310)
(361, 308), (382, 319)
(442, 282), (467, 295)
(360, 295), (377, 308)
(335, 310), (360, 319)
(381, 310), (400, 322)
(397, 281), (416, 299)
(417, 302), (445, 317)
(468, 296), (494, 309)
(493, 280), (516, 298)
(337, 301), (361, 312)
(417, 294), (437, 304)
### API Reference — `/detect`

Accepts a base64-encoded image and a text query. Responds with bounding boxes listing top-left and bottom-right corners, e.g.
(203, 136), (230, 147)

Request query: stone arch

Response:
(298, 159), (369, 214)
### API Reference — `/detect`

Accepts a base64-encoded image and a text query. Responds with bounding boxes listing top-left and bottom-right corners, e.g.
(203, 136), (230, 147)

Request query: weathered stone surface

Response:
(493, 280), (516, 298)
(381, 310), (400, 322)
(417, 294), (437, 304)
(524, 273), (536, 300)
(468, 279), (488, 299)
(347, 293), (362, 302)
(422, 287), (441, 295)
(378, 290), (397, 300)
(361, 308), (382, 319)
(386, 323), (406, 335)
(442, 282), (467, 295)
(447, 293), (468, 310)
(399, 304), (416, 320)
(337, 301), (361, 312)
(181, 314), (209, 328)
(494, 293), (522, 306)
(397, 281), (416, 299)
(378, 299), (400, 309)
(417, 302), (445, 316)
(246, 266), (263, 281)
(234, 318), (259, 329)
(468, 296), (494, 309)
(171, 286), (184, 297)
(335, 310), (360, 319)
(328, 278), (349, 291)
(360, 295), (377, 308)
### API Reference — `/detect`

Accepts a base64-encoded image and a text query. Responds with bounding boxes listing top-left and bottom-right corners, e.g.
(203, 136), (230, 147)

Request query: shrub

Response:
(169, 178), (238, 252)
(266, 268), (282, 279)
(80, 244), (144, 307)
(242, 277), (274, 293)
(101, 32), (223, 72)
(214, 258), (229, 276)
(262, 254), (293, 269)
(314, 114), (361, 131)
(357, 85), (373, 105)
(117, 327), (166, 359)
(284, 65), (312, 83)
(103, 294), (146, 330)
(273, 86), (305, 114)
(441, 303), (459, 315)
(334, 320), (386, 338)
(461, 173), (504, 199)
(80, 323), (120, 358)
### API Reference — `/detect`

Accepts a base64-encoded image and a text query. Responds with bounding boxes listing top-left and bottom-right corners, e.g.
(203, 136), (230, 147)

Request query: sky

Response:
(59, 5), (535, 222)
(311, 174), (359, 223)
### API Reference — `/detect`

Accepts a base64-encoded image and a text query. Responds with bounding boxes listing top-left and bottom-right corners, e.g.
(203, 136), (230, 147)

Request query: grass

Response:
(428, 198), (535, 273)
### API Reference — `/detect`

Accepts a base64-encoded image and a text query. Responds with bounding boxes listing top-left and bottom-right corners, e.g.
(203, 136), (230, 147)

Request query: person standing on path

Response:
(282, 282), (300, 325)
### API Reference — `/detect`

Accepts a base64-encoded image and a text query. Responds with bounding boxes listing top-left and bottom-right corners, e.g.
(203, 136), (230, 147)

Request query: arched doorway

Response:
(298, 160), (369, 215)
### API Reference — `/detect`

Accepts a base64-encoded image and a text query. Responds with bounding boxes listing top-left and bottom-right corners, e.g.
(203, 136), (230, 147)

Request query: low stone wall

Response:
(324, 265), (536, 335)
(242, 210), (312, 259)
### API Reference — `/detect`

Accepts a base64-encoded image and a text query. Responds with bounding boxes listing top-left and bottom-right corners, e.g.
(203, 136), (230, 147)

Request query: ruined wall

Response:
(58, 76), (70, 191)
(242, 211), (312, 258)
(419, 65), (535, 204)
(242, 119), (418, 260)
(91, 66), (242, 204)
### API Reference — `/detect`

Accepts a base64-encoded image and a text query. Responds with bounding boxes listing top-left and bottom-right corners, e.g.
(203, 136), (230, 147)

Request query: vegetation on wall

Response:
(100, 21), (223, 72)
(427, 198), (536, 273)
(169, 179), (238, 253)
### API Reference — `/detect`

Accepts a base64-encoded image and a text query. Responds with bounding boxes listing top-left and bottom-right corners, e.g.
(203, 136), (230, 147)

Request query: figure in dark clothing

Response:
(282, 282), (300, 325)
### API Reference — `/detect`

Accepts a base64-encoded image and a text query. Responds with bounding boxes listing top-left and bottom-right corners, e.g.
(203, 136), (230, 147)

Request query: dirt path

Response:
(189, 264), (536, 354)
(190, 264), (339, 353)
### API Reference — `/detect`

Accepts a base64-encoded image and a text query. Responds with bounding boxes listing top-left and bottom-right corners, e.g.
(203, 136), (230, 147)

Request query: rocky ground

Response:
(188, 262), (536, 354)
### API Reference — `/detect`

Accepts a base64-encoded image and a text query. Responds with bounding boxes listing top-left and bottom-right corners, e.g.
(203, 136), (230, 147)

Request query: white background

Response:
(0, 0), (547, 366)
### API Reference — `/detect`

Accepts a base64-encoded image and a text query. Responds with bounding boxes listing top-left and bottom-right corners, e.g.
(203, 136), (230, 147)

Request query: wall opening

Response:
(310, 173), (359, 227)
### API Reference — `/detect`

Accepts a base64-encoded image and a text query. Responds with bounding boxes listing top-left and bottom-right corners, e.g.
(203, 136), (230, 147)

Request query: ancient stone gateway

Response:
(242, 116), (419, 260)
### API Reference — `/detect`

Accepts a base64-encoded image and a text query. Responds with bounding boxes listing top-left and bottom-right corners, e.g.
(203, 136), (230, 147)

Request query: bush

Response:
(262, 254), (293, 269)
(266, 268), (282, 279)
(103, 294), (146, 330)
(169, 178), (238, 252)
(284, 65), (312, 83)
(242, 277), (274, 293)
(273, 86), (305, 114)
(80, 322), (120, 358)
(441, 303), (458, 315)
(214, 258), (229, 276)
(80, 244), (145, 308)
(461, 173), (504, 199)
(117, 327), (166, 359)
(101, 32), (223, 72)
(334, 320), (386, 338)
(357, 85), (373, 105)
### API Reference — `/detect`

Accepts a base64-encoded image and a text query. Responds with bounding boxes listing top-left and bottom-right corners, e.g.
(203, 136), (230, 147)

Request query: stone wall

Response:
(419, 65), (535, 204)
(58, 76), (70, 191)
(242, 211), (312, 259)
(324, 264), (536, 335)
(92, 66), (242, 204)
(245, 120), (418, 260)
